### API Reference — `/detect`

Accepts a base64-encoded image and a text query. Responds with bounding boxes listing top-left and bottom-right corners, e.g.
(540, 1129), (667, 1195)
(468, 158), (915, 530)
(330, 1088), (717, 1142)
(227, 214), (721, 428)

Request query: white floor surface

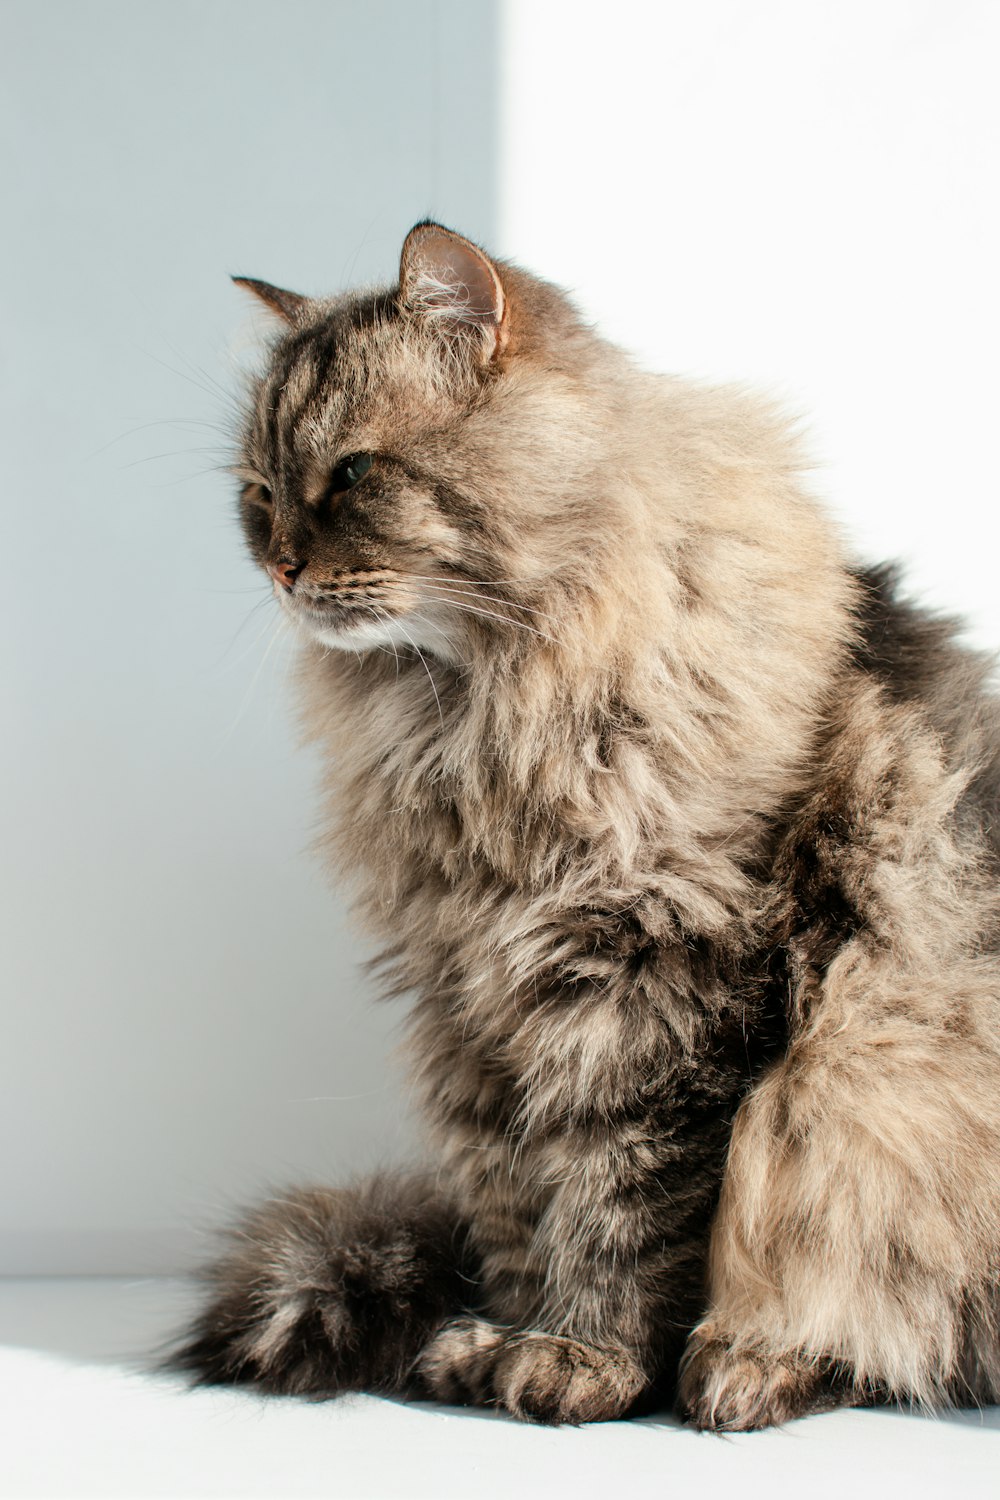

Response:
(1, 1278), (998, 1499)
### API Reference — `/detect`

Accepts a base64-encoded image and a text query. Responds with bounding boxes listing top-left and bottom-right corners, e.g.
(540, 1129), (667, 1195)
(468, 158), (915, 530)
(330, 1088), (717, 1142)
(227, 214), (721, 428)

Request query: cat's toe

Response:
(418, 1321), (648, 1424)
(495, 1333), (647, 1425)
(416, 1316), (508, 1404)
(679, 1326), (840, 1431)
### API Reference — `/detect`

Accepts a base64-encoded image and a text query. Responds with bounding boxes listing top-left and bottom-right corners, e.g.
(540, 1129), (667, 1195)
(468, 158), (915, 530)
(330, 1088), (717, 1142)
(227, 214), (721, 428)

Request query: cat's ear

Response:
(399, 222), (508, 362)
(231, 276), (309, 325)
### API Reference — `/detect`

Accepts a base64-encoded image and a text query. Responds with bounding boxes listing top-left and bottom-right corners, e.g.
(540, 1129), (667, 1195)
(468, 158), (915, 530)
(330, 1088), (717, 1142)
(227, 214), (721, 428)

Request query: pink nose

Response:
(268, 558), (304, 592)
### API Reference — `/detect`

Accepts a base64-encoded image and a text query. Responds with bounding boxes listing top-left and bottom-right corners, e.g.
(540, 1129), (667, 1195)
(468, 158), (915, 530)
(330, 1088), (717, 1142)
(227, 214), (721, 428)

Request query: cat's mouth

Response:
(283, 590), (401, 639)
(278, 581), (461, 663)
(277, 582), (451, 657)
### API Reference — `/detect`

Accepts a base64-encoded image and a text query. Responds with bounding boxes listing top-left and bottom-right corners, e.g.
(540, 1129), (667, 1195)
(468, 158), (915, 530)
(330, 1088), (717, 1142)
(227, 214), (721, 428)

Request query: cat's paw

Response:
(418, 1318), (647, 1423)
(416, 1316), (510, 1404)
(495, 1331), (648, 1424)
(679, 1324), (841, 1431)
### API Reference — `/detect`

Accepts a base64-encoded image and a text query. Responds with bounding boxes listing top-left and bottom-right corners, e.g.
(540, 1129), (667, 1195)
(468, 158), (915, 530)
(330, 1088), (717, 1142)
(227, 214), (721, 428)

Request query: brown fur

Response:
(175, 224), (1000, 1428)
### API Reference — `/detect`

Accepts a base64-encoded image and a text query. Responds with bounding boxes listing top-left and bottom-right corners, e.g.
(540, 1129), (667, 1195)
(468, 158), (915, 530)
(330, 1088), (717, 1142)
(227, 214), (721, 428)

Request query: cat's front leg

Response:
(418, 1049), (744, 1423)
(172, 1173), (474, 1396)
(678, 947), (1000, 1428)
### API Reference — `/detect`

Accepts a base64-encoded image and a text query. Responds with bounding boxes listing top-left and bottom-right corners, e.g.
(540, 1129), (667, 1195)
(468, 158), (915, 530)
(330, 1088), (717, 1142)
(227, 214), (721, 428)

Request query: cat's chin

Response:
(289, 603), (460, 665)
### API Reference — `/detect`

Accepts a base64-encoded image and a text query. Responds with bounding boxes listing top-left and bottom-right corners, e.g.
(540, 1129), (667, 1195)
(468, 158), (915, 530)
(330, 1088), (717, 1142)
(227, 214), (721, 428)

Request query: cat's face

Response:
(234, 224), (592, 662)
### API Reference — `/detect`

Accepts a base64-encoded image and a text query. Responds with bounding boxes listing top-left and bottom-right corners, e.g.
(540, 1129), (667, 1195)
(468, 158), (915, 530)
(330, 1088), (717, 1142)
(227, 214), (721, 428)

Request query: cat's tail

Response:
(168, 1172), (477, 1396)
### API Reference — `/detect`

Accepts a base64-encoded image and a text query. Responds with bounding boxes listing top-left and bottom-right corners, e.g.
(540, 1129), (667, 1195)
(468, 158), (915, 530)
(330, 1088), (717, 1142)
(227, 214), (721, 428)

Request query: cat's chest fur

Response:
(306, 640), (767, 934)
(299, 643), (792, 1153)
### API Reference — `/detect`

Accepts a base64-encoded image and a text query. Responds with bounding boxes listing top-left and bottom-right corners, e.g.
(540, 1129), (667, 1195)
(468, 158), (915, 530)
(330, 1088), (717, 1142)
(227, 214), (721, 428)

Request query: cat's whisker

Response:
(420, 588), (564, 630)
(406, 571), (566, 592)
(118, 447), (232, 472)
(154, 335), (246, 415)
(368, 606), (403, 679)
(415, 590), (564, 648)
(139, 345), (241, 421)
(88, 417), (234, 461)
(207, 586), (278, 597)
(209, 593), (279, 675)
(390, 612), (446, 731)
(408, 611), (466, 671)
(148, 465), (239, 490)
(400, 573), (564, 627)
(286, 1086), (390, 1103)
(217, 614), (292, 748)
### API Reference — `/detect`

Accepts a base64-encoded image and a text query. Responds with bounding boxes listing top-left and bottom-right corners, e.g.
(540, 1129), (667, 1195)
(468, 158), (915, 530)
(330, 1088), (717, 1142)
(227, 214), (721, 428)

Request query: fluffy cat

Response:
(175, 222), (1000, 1428)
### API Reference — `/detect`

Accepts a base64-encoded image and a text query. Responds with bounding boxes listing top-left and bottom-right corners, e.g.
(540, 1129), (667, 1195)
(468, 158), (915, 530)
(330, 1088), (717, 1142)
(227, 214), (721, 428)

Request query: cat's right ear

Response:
(398, 223), (508, 363)
(231, 276), (309, 325)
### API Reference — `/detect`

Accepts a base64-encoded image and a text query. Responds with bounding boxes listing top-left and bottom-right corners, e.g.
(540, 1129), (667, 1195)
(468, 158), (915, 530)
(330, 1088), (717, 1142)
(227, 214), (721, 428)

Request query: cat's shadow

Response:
(392, 1392), (689, 1430)
(393, 1393), (1000, 1433)
(878, 1402), (1000, 1431)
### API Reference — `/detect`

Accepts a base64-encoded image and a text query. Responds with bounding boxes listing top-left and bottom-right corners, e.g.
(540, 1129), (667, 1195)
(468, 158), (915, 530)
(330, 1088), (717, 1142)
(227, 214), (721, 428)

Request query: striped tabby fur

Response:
(175, 224), (1000, 1427)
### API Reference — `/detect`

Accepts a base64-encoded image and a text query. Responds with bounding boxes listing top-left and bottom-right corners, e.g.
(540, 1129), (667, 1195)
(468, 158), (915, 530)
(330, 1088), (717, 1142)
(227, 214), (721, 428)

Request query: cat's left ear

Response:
(399, 223), (508, 362)
(232, 276), (309, 325)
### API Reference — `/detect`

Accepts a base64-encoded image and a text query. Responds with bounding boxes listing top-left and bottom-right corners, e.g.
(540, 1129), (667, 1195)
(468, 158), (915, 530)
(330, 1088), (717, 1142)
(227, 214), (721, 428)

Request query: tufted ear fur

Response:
(231, 276), (309, 324)
(399, 222), (508, 362)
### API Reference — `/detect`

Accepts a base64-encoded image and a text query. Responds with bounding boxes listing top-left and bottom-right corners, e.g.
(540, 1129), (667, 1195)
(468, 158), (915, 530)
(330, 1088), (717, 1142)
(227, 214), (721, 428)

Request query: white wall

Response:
(0, 0), (499, 1274)
(500, 0), (1000, 645)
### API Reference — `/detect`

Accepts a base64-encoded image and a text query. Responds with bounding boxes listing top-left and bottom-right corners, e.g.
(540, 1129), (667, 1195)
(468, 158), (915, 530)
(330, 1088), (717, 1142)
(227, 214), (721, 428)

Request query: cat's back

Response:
(847, 563), (1000, 859)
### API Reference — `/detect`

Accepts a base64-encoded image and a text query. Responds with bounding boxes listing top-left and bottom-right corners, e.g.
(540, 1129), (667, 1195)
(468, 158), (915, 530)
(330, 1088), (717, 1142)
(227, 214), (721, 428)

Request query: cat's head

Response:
(233, 223), (621, 662)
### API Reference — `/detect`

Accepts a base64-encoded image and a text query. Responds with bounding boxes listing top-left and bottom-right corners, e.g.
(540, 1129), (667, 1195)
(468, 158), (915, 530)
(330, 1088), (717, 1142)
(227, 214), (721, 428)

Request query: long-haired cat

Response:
(175, 223), (1000, 1427)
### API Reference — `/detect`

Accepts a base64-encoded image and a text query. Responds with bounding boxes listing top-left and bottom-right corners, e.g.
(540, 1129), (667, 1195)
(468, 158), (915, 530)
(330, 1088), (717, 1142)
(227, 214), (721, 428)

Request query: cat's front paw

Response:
(496, 1331), (648, 1424)
(416, 1315), (510, 1404)
(679, 1324), (841, 1431)
(418, 1317), (648, 1423)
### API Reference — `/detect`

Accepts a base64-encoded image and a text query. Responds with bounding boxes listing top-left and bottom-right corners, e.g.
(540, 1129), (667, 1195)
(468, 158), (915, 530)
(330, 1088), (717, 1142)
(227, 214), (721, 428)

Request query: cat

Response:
(174, 222), (1000, 1428)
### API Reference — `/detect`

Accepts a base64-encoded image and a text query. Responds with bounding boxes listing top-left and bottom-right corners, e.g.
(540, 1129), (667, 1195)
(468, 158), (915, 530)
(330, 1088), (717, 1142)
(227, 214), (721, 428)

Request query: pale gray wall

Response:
(0, 0), (498, 1273)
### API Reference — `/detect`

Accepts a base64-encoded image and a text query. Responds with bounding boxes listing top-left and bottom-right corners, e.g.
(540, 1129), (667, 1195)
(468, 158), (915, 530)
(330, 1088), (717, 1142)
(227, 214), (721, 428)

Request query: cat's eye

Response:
(241, 481), (273, 510)
(329, 452), (374, 496)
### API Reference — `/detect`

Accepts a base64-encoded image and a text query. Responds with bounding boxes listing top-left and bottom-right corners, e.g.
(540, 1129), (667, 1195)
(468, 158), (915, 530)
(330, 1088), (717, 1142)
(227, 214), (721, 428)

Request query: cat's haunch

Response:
(173, 222), (1000, 1428)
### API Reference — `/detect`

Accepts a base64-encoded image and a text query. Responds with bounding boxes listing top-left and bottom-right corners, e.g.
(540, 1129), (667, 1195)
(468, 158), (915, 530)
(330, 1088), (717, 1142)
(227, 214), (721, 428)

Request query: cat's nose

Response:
(269, 557), (305, 592)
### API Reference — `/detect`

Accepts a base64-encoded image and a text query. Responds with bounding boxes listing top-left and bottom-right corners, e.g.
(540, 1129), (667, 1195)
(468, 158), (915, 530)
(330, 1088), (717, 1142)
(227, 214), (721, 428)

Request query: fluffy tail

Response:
(170, 1173), (476, 1396)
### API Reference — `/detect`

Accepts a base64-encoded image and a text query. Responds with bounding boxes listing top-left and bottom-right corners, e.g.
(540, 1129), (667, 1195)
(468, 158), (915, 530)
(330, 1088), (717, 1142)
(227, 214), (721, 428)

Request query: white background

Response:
(501, 0), (1000, 642)
(2, 0), (998, 1277)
